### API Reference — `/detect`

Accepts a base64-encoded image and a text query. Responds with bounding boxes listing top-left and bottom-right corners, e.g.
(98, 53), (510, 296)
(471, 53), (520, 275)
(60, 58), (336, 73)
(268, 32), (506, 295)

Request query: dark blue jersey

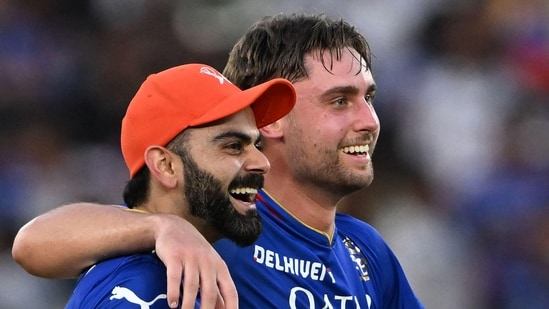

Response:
(65, 253), (189, 308)
(214, 190), (424, 309)
(65, 189), (422, 308)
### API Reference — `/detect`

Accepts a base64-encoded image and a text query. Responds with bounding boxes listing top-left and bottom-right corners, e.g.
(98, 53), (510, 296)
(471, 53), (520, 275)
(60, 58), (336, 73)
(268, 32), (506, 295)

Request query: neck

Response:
(263, 174), (342, 236)
(185, 216), (222, 244)
(139, 194), (221, 244)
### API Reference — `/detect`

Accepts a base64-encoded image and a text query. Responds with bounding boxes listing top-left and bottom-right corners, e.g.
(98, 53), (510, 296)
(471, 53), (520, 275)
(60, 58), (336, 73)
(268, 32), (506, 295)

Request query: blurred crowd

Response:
(1, 0), (548, 308)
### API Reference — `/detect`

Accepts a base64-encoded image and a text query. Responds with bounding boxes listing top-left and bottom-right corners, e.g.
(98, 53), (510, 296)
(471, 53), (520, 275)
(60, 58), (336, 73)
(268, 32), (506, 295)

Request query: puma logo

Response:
(110, 286), (167, 308)
(200, 66), (228, 85)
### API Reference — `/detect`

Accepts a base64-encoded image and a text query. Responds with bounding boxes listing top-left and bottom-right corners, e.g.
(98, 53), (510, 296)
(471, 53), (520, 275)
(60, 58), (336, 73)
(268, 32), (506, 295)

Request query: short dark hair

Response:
(122, 130), (192, 208)
(123, 167), (149, 208)
(223, 13), (373, 90)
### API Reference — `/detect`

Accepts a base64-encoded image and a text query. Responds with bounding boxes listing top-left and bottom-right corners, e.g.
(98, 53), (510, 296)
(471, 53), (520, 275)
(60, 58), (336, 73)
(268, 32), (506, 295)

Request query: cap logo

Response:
(200, 66), (228, 85)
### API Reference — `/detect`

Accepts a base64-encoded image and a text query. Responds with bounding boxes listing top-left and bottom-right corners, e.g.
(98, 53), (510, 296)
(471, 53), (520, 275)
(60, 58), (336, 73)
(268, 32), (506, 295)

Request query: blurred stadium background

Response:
(1, 0), (548, 308)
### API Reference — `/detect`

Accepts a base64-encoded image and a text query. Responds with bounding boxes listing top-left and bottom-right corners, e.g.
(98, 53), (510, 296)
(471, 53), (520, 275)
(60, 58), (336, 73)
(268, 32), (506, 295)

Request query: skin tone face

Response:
(177, 107), (269, 246)
(265, 47), (380, 209)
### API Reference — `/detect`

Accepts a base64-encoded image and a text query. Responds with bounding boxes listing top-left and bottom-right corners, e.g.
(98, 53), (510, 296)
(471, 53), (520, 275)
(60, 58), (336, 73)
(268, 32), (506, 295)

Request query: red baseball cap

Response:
(121, 63), (296, 178)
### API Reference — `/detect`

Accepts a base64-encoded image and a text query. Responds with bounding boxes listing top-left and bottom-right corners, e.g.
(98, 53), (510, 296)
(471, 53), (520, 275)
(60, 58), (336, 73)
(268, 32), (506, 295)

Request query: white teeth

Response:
(230, 187), (258, 195)
(341, 145), (369, 154)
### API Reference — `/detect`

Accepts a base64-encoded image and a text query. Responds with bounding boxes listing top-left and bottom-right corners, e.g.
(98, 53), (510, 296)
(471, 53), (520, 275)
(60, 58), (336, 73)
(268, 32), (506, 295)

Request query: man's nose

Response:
(355, 99), (380, 133)
(246, 147), (270, 174)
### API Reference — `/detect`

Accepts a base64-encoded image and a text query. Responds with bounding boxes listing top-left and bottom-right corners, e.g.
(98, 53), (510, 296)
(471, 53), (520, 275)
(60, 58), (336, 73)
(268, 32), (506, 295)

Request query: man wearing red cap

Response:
(59, 63), (295, 308)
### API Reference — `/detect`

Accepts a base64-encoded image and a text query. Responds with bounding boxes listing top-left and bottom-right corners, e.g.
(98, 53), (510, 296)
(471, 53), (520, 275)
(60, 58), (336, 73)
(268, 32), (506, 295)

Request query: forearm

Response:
(11, 202), (235, 309)
(12, 203), (160, 278)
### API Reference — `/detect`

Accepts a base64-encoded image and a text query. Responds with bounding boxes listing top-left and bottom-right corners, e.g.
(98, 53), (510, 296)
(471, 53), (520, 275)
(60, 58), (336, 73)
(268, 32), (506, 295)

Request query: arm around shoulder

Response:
(11, 202), (159, 278)
(11, 202), (238, 309)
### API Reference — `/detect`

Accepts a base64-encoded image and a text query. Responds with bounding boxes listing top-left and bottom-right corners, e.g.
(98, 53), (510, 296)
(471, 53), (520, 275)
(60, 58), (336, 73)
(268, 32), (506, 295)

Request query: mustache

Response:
(229, 173), (264, 191)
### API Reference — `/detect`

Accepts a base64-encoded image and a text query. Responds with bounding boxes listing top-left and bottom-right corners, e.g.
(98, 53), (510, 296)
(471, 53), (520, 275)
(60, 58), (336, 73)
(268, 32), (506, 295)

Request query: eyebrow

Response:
(320, 84), (377, 100)
(211, 130), (259, 145)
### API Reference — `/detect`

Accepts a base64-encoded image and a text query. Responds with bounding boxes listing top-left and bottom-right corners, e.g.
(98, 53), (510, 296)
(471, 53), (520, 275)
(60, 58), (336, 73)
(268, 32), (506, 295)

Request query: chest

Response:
(235, 228), (380, 309)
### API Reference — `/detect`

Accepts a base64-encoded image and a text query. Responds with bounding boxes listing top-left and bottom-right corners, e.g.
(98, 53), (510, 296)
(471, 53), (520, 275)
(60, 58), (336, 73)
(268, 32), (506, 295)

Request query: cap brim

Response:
(190, 78), (296, 128)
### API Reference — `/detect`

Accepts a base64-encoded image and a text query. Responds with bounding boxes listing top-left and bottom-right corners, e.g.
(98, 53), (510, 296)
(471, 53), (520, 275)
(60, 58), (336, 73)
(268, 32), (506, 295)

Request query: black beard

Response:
(179, 151), (262, 247)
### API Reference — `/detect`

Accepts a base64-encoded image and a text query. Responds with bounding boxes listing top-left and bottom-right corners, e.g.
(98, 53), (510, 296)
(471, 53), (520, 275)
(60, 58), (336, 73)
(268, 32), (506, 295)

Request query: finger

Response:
(180, 265), (200, 309)
(214, 291), (225, 309)
(197, 265), (219, 309)
(165, 262), (183, 308)
(216, 266), (238, 309)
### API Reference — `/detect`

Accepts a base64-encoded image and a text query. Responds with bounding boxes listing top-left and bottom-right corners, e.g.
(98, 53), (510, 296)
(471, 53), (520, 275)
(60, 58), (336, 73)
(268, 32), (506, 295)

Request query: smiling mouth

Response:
(229, 187), (258, 203)
(341, 145), (370, 156)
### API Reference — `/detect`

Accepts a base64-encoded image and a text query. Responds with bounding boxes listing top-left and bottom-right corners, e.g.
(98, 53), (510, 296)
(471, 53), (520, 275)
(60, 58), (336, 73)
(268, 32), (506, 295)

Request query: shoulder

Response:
(335, 213), (398, 273)
(335, 213), (385, 243)
(336, 213), (425, 308)
(66, 253), (169, 308)
(83, 252), (166, 278)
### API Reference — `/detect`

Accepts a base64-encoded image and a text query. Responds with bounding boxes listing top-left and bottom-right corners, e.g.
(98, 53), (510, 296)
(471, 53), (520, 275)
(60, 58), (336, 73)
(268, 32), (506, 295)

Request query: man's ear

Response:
(260, 119), (284, 138)
(144, 146), (178, 189)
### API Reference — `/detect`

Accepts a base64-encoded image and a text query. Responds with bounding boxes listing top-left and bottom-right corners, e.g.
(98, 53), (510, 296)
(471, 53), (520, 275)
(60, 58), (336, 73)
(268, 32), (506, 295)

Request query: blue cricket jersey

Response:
(65, 189), (422, 308)
(65, 253), (191, 308)
(214, 190), (424, 308)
